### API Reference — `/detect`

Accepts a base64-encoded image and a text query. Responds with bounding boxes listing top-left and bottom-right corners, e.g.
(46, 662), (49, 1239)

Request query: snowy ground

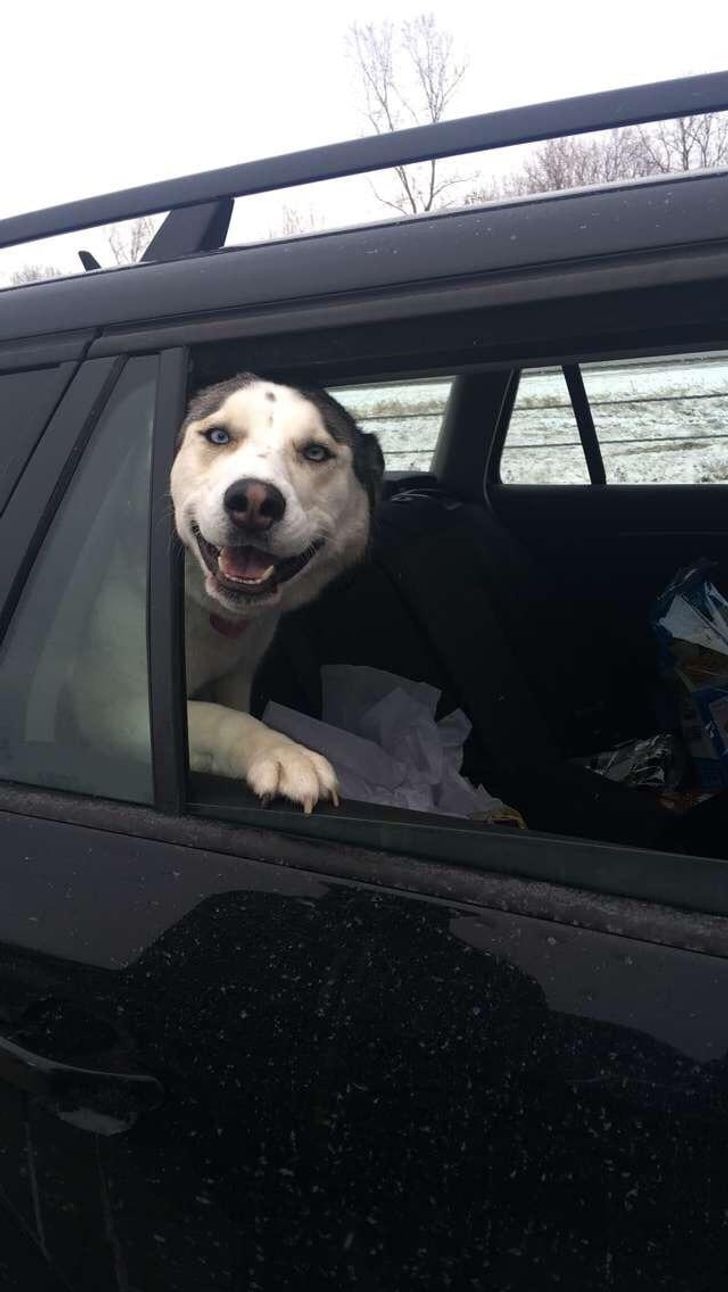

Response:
(334, 355), (728, 485)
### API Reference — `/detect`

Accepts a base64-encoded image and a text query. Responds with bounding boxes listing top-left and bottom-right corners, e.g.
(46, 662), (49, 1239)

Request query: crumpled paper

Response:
(263, 664), (515, 821)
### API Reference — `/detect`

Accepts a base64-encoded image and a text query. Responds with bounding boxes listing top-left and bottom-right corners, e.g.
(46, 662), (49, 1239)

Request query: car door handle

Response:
(0, 1032), (163, 1136)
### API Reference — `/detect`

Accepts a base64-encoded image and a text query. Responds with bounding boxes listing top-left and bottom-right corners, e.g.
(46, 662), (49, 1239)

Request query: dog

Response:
(171, 372), (384, 811)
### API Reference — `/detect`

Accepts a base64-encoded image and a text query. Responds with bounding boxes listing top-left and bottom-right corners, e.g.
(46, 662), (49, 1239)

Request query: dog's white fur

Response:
(170, 377), (374, 811)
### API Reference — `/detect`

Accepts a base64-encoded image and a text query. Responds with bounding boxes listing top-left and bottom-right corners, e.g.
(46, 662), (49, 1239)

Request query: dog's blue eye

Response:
(302, 443), (331, 462)
(206, 428), (230, 445)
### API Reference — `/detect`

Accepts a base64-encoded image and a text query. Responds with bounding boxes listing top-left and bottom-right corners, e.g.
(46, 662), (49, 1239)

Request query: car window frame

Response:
(139, 335), (728, 920)
(123, 330), (728, 919)
(5, 333), (728, 925)
(148, 347), (188, 812)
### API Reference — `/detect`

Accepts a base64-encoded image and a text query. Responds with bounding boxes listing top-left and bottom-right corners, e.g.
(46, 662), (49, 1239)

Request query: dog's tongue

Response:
(219, 545), (275, 582)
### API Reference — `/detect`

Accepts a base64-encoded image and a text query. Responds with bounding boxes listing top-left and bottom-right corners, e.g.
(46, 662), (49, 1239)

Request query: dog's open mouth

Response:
(192, 524), (324, 598)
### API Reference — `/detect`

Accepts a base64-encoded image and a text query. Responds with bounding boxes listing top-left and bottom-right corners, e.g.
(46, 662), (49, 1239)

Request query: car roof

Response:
(2, 71), (728, 351)
(3, 69), (727, 252)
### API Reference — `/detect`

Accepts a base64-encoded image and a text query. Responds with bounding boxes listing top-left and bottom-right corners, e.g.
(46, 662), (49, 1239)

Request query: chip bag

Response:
(652, 561), (728, 790)
(581, 732), (684, 792)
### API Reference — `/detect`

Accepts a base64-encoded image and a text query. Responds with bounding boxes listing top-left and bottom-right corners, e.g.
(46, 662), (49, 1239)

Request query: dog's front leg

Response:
(187, 699), (339, 813)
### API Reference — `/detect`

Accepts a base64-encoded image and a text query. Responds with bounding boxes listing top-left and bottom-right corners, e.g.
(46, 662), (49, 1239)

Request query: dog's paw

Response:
(246, 741), (340, 814)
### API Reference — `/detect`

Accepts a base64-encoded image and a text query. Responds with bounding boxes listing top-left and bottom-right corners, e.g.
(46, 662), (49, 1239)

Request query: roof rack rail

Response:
(2, 70), (727, 253)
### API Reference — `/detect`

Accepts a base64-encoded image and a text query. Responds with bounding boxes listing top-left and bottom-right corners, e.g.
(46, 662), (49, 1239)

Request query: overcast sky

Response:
(2, 0), (727, 280)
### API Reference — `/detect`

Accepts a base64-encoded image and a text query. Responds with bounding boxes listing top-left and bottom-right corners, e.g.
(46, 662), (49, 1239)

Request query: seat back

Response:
(256, 487), (669, 847)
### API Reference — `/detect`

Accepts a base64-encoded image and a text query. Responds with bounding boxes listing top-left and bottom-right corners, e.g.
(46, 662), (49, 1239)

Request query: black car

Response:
(2, 72), (728, 1291)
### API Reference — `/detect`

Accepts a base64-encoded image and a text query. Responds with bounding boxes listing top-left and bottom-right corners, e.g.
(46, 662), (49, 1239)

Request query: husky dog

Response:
(171, 373), (383, 811)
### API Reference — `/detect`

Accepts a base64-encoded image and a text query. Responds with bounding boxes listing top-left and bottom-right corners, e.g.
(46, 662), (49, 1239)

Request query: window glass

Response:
(333, 377), (452, 471)
(581, 352), (728, 484)
(0, 357), (157, 802)
(0, 365), (71, 511)
(500, 353), (728, 486)
(499, 368), (589, 484)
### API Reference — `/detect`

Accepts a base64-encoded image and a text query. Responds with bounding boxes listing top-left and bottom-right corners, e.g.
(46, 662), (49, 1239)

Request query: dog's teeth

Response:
(222, 564), (276, 586)
(239, 565), (275, 584)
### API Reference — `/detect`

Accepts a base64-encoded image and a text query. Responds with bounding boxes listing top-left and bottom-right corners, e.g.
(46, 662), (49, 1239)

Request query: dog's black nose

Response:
(223, 479), (286, 531)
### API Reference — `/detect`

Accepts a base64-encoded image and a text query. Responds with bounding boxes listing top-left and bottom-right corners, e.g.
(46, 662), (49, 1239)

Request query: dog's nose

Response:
(223, 479), (286, 531)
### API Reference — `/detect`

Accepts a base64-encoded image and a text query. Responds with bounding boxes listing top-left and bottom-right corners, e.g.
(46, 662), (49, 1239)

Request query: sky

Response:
(1, 0), (727, 281)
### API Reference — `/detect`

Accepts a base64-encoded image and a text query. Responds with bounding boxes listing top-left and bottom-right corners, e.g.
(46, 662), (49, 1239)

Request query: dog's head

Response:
(171, 373), (384, 617)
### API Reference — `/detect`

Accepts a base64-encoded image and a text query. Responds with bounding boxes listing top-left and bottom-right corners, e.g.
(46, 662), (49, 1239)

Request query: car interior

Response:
(184, 329), (728, 863)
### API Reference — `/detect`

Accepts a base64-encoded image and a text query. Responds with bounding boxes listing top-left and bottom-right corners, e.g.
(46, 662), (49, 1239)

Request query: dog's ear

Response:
(355, 432), (385, 509)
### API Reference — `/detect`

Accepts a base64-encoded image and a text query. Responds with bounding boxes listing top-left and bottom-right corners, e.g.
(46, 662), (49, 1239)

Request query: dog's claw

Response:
(245, 743), (338, 815)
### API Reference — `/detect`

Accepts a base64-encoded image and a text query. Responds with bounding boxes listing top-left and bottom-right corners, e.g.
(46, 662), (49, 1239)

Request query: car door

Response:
(2, 339), (728, 1292)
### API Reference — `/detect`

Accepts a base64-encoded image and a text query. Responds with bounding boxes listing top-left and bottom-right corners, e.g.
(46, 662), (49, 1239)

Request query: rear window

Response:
(499, 351), (728, 486)
(499, 368), (589, 485)
(333, 377), (452, 472)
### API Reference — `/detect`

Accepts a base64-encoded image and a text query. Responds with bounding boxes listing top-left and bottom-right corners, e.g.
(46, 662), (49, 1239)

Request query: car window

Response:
(333, 377), (452, 472)
(0, 363), (74, 512)
(582, 353), (728, 484)
(499, 351), (728, 486)
(499, 368), (590, 485)
(0, 357), (157, 802)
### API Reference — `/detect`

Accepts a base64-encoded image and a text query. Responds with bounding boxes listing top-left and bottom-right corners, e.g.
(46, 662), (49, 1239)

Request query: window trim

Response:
(0, 331), (94, 373)
(5, 780), (728, 953)
(563, 364), (606, 486)
(148, 348), (188, 813)
(185, 777), (728, 920)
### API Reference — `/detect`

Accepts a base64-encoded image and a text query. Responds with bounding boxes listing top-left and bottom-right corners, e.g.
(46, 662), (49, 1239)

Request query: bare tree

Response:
(636, 112), (728, 173)
(267, 204), (321, 239)
(347, 14), (467, 214)
(10, 263), (63, 285)
(107, 216), (157, 266)
(467, 111), (728, 204)
(466, 130), (651, 205)
(7, 215), (161, 286)
(462, 179), (505, 207)
(507, 129), (654, 196)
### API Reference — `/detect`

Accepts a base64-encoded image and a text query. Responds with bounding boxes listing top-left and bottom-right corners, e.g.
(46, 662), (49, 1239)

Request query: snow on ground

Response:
(334, 355), (728, 485)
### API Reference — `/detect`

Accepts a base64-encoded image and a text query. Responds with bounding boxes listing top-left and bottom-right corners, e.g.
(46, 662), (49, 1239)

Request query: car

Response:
(1, 70), (728, 1291)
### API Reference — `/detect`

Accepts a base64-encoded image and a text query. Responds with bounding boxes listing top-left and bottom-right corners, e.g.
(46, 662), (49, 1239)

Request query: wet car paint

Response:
(1, 811), (727, 1289)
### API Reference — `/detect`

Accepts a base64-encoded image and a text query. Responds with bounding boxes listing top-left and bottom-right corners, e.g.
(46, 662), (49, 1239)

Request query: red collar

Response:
(209, 612), (251, 639)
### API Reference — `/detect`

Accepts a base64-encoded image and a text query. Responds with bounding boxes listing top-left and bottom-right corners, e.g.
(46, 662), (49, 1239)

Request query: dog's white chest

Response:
(184, 596), (278, 701)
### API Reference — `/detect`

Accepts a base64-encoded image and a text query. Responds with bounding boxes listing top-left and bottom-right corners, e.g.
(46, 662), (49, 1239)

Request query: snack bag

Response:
(652, 561), (728, 790)
(581, 732), (684, 791)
